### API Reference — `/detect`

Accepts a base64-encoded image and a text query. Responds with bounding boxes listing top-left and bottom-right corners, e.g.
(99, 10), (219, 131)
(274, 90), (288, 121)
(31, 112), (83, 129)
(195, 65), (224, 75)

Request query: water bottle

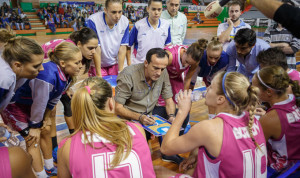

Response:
(0, 126), (20, 147)
(175, 90), (206, 103)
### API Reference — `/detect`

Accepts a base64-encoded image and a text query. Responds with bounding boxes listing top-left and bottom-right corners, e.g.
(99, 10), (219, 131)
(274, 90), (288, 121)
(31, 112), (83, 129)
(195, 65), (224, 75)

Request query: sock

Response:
(36, 170), (47, 177)
(69, 129), (75, 134)
(44, 158), (54, 170)
(52, 136), (58, 150)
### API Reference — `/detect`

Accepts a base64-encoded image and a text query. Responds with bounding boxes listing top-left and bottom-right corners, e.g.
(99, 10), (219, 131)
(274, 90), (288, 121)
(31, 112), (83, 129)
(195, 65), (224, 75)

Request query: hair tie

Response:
(52, 48), (55, 53)
(85, 86), (91, 94)
(257, 70), (281, 91)
(222, 72), (235, 107)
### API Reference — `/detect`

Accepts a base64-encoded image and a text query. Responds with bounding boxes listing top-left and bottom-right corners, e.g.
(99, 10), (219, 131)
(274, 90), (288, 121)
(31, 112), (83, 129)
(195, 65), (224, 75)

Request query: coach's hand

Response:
(140, 115), (156, 125)
(26, 128), (41, 147)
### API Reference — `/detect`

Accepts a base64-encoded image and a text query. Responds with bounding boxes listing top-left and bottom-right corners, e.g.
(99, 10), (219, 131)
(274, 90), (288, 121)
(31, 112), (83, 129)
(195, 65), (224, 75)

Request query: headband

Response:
(257, 71), (281, 91)
(222, 72), (235, 107)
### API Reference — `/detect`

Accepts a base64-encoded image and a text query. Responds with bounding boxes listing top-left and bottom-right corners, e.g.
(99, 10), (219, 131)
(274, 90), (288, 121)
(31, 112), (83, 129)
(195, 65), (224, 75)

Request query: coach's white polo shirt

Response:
(129, 17), (171, 64)
(88, 11), (129, 67)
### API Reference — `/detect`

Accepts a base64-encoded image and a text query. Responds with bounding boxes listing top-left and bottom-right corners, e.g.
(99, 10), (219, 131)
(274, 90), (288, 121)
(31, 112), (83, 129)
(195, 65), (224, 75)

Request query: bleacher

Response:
(13, 11), (74, 36)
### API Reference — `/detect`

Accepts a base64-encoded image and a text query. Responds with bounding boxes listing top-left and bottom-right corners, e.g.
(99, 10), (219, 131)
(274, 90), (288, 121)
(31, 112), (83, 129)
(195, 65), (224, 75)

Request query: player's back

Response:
(193, 112), (267, 178)
(67, 122), (155, 178)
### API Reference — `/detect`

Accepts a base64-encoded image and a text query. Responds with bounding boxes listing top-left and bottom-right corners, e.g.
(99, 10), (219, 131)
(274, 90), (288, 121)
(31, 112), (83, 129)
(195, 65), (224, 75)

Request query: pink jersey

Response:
(59, 122), (155, 178)
(267, 94), (300, 172)
(193, 112), (267, 178)
(0, 147), (12, 178)
(42, 39), (75, 59)
(158, 45), (189, 106)
(287, 69), (300, 83)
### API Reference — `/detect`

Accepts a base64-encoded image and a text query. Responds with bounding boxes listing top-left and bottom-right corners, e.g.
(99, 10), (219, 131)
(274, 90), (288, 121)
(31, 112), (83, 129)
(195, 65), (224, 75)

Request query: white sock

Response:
(44, 158), (54, 170)
(36, 169), (47, 178)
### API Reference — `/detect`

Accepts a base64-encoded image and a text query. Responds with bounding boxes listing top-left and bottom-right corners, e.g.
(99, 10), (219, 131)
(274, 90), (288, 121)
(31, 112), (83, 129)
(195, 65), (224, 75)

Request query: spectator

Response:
(183, 7), (188, 15)
(46, 15), (56, 33)
(23, 16), (31, 29)
(16, 15), (23, 30)
(58, 4), (64, 15)
(192, 11), (204, 24)
(263, 0), (300, 69)
(60, 14), (69, 28)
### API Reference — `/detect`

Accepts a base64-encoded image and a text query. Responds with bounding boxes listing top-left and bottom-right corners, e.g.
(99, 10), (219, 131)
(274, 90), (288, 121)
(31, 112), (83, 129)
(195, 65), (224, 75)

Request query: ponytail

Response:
(207, 36), (223, 51)
(186, 38), (208, 62)
(71, 77), (132, 169)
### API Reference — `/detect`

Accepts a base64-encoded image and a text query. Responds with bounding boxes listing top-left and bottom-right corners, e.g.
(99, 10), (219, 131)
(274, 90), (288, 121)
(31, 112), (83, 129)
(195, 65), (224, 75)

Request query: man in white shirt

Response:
(217, 0), (251, 51)
(161, 0), (187, 45)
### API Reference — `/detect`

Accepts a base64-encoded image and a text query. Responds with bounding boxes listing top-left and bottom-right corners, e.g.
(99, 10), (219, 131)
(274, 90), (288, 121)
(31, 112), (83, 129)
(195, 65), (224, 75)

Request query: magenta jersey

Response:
(267, 94), (300, 172)
(0, 147), (12, 178)
(59, 122), (155, 178)
(287, 69), (300, 83)
(42, 39), (75, 59)
(193, 112), (267, 178)
(158, 45), (189, 106)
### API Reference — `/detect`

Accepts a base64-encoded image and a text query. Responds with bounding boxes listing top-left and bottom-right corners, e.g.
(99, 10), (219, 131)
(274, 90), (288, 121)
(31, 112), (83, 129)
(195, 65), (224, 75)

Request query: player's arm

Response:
(93, 46), (102, 77)
(259, 109), (282, 141)
(218, 19), (233, 43)
(57, 138), (72, 178)
(118, 45), (127, 72)
(161, 90), (217, 155)
(126, 46), (131, 66)
(184, 63), (198, 90)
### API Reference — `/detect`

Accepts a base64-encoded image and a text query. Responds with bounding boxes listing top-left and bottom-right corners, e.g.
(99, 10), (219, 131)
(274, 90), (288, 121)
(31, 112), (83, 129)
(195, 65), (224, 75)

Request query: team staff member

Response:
(217, 0), (251, 52)
(129, 0), (171, 64)
(115, 48), (176, 139)
(87, 0), (129, 76)
(161, 0), (187, 45)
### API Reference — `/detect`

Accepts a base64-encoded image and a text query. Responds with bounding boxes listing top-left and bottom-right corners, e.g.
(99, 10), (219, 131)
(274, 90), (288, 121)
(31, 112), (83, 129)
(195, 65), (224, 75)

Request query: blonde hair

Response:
(207, 36), (223, 51)
(0, 28), (15, 43)
(255, 65), (300, 106)
(2, 36), (44, 64)
(215, 71), (261, 149)
(48, 41), (80, 64)
(186, 38), (208, 62)
(71, 77), (132, 169)
(48, 42), (81, 86)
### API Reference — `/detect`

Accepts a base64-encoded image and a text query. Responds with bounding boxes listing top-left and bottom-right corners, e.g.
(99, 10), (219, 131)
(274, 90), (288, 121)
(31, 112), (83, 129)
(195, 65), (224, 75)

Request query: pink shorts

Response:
(169, 173), (192, 178)
(88, 64), (119, 77)
(1, 103), (31, 132)
(0, 147), (12, 178)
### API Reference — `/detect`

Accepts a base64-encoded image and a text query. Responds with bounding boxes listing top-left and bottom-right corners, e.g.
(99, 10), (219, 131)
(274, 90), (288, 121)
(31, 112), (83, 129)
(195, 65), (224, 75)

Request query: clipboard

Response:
(141, 114), (183, 136)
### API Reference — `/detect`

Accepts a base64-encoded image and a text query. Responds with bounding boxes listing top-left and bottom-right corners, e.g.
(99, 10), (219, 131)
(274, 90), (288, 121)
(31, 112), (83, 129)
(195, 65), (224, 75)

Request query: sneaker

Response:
(52, 146), (58, 163)
(45, 166), (57, 177)
(161, 154), (184, 165)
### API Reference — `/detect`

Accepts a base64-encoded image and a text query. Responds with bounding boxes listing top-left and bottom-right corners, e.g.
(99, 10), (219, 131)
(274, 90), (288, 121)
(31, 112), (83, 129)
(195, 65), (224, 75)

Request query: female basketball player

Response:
(186, 37), (229, 88)
(87, 0), (129, 76)
(42, 27), (100, 155)
(1, 42), (82, 177)
(58, 77), (155, 177)
(252, 65), (300, 176)
(161, 72), (267, 177)
(0, 35), (43, 178)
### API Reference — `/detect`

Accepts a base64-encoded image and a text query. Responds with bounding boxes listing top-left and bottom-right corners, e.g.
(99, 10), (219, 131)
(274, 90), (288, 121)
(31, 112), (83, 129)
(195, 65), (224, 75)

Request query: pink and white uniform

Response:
(267, 94), (300, 172)
(158, 45), (189, 106)
(42, 39), (75, 59)
(193, 112), (267, 178)
(59, 122), (155, 178)
(287, 69), (300, 83)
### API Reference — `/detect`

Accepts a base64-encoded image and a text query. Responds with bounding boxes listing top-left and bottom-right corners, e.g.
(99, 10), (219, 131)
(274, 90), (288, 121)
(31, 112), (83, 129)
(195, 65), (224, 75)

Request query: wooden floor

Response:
(3, 27), (298, 177)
